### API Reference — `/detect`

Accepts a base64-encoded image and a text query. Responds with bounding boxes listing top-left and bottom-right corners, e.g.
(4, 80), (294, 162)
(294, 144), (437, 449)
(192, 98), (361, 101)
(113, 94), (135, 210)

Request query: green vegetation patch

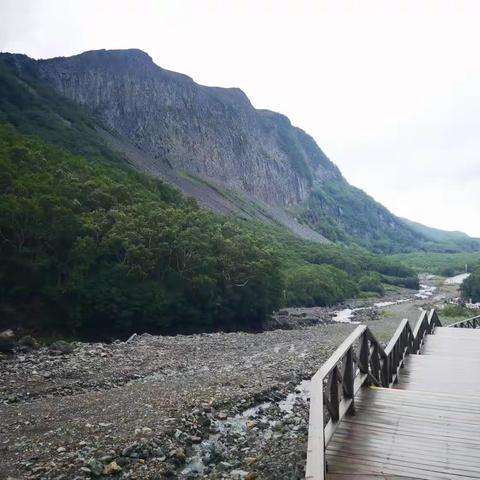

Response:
(390, 252), (480, 276)
(0, 124), (283, 337)
(461, 268), (480, 302)
(0, 125), (419, 338)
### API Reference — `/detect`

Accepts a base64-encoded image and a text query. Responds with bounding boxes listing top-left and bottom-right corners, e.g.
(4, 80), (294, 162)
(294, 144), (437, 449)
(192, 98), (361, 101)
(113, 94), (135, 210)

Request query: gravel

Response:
(0, 324), (354, 479)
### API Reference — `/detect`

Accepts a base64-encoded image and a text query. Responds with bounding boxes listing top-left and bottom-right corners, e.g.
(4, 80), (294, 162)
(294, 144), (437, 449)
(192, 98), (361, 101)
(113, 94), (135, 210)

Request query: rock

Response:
(31, 49), (333, 212)
(49, 340), (73, 355)
(17, 335), (39, 351)
(114, 457), (129, 467)
(87, 459), (103, 476)
(174, 447), (186, 464)
(230, 470), (249, 479)
(217, 411), (228, 420)
(0, 329), (15, 353)
(102, 461), (122, 475)
(217, 461), (233, 471)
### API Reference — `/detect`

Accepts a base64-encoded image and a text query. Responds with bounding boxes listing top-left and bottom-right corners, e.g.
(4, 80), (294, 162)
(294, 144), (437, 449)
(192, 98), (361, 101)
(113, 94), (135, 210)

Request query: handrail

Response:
(448, 314), (480, 329)
(305, 308), (442, 480)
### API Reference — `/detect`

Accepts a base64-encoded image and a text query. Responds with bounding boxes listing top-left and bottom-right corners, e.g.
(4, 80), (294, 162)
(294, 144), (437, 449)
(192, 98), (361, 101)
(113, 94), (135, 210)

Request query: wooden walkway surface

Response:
(325, 327), (480, 479)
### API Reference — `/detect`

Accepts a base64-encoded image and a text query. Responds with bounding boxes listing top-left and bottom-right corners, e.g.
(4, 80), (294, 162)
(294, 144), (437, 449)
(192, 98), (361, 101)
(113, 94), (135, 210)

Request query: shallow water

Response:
(445, 273), (470, 285)
(180, 380), (311, 478)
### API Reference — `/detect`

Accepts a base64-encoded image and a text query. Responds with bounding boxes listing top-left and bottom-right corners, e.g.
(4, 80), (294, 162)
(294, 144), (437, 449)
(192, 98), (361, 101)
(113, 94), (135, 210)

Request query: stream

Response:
(331, 281), (438, 324)
(180, 380), (311, 478)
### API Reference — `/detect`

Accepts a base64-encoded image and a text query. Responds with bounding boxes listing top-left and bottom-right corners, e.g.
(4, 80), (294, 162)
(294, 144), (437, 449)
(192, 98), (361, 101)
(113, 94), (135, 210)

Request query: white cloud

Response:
(2, 0), (479, 235)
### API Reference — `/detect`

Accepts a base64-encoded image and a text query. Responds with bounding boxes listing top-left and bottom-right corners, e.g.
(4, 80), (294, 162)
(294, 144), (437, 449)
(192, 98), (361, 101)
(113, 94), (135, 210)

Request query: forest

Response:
(0, 124), (418, 339)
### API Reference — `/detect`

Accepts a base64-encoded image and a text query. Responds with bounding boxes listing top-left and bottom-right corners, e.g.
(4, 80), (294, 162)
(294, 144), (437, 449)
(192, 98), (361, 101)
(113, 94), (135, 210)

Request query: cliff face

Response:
(31, 49), (340, 207)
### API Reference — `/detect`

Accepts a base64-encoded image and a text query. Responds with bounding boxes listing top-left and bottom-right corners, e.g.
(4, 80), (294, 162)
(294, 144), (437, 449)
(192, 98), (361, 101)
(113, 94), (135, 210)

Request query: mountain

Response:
(401, 218), (480, 252)
(1, 49), (479, 253)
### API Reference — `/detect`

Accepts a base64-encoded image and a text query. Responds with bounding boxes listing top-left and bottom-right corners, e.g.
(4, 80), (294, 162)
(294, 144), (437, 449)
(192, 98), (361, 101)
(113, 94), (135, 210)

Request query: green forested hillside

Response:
(401, 218), (480, 253)
(0, 55), (121, 162)
(0, 125), (417, 338)
(389, 252), (480, 276)
(300, 181), (480, 254)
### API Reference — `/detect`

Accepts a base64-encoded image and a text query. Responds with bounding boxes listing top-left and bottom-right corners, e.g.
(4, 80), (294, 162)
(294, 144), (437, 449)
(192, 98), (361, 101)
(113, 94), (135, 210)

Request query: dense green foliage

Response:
(390, 252), (480, 276)
(358, 273), (385, 296)
(0, 125), (420, 338)
(441, 304), (474, 318)
(285, 265), (358, 307)
(0, 55), (424, 337)
(233, 223), (419, 302)
(461, 269), (480, 302)
(0, 125), (283, 337)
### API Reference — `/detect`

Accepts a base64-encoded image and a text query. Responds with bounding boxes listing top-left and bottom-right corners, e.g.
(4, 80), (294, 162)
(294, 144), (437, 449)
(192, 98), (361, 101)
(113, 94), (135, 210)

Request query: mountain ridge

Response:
(1, 48), (478, 253)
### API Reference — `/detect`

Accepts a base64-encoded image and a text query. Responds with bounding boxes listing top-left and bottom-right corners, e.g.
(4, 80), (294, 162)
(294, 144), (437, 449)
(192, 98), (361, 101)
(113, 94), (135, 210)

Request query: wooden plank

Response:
(310, 309), (480, 479)
(326, 445), (480, 476)
(324, 319), (480, 479)
(312, 325), (366, 381)
(328, 475), (424, 480)
(385, 319), (409, 355)
(306, 375), (326, 480)
(330, 430), (480, 464)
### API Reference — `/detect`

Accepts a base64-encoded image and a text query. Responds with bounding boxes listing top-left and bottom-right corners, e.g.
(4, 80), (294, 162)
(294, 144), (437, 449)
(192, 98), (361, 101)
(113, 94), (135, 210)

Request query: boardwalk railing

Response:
(448, 314), (480, 329)
(305, 309), (442, 480)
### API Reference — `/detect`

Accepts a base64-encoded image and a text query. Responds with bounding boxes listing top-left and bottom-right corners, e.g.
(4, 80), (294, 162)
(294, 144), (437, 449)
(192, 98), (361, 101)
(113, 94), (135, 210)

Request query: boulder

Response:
(18, 335), (40, 351)
(49, 340), (74, 355)
(0, 329), (16, 353)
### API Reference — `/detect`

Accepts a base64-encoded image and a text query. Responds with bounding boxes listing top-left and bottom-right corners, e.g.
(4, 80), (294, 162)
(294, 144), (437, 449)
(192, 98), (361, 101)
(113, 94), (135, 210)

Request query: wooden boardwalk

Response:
(306, 312), (480, 480)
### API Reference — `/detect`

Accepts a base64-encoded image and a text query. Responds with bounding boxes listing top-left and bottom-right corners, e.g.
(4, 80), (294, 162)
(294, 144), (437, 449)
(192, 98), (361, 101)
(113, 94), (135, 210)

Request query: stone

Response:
(230, 470), (249, 479)
(102, 461), (122, 475)
(87, 459), (103, 476)
(49, 340), (73, 355)
(17, 335), (39, 351)
(175, 448), (186, 464)
(0, 329), (15, 353)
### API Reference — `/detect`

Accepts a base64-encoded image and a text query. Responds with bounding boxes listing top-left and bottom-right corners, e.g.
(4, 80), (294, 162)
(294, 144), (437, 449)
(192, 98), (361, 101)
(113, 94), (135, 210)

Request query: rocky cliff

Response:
(31, 49), (340, 207)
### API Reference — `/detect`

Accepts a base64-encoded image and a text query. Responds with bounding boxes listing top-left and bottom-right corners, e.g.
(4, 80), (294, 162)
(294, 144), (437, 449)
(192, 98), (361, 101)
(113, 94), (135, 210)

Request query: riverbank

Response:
(0, 275), (466, 479)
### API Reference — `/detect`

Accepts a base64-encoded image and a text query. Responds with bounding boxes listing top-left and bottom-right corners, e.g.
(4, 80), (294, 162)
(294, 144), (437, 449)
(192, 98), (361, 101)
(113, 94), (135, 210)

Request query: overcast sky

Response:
(2, 0), (479, 236)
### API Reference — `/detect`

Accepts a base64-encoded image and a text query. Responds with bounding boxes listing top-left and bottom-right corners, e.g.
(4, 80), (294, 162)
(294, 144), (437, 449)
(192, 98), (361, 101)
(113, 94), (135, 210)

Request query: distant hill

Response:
(1, 49), (479, 254)
(401, 218), (480, 252)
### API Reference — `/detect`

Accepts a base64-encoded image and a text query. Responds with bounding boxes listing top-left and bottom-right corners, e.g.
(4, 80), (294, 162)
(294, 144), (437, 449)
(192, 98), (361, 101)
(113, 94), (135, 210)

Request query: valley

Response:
(0, 275), (463, 480)
(1, 46), (480, 480)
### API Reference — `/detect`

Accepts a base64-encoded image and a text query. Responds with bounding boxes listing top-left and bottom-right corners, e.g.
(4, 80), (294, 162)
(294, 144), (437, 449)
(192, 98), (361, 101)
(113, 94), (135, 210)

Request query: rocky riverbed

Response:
(0, 275), (459, 479)
(0, 325), (354, 479)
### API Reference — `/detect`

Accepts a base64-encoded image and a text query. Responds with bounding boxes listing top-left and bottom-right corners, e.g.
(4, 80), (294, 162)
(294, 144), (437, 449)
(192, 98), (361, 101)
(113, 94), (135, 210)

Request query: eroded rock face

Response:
(33, 49), (340, 206)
